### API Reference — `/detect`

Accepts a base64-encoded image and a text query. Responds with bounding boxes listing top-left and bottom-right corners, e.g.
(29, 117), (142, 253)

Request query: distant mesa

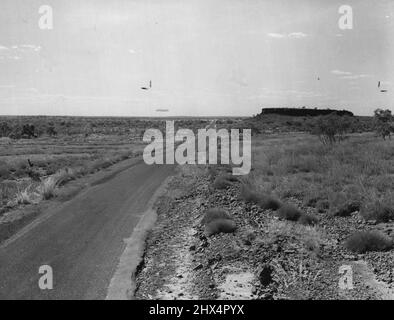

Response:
(156, 109), (169, 112)
(259, 107), (354, 117)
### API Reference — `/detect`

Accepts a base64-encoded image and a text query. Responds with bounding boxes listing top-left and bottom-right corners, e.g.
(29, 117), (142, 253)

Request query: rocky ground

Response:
(135, 165), (394, 300)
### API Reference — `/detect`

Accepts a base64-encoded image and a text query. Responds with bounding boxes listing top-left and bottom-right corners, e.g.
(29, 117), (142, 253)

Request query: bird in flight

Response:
(378, 81), (381, 88)
(141, 80), (152, 90)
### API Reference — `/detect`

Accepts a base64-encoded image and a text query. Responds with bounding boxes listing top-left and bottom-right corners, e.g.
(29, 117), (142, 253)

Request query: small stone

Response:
(260, 292), (273, 300)
(201, 241), (209, 248)
(193, 264), (204, 271)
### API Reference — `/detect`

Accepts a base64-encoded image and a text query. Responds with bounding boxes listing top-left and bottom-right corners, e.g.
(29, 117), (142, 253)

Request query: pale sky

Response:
(0, 0), (393, 116)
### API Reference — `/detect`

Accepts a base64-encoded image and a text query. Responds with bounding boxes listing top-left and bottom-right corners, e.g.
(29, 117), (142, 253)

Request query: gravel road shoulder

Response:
(135, 165), (394, 300)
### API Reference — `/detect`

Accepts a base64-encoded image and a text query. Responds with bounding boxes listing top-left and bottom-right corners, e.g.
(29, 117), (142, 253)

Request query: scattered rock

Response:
(193, 264), (204, 271)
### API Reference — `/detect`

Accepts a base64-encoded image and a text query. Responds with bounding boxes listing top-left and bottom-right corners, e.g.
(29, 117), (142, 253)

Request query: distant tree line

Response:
(0, 121), (57, 139)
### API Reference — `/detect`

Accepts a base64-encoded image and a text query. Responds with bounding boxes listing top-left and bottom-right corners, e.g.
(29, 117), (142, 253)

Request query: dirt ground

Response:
(135, 164), (394, 300)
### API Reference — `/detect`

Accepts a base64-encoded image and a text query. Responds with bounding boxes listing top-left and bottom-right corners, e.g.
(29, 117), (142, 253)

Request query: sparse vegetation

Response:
(239, 184), (282, 210)
(298, 212), (319, 226)
(374, 108), (394, 140)
(15, 186), (38, 205)
(201, 208), (232, 225)
(276, 204), (303, 221)
(248, 131), (394, 226)
(202, 208), (236, 236)
(344, 231), (393, 253)
(211, 175), (234, 190)
(360, 199), (394, 223)
(0, 116), (155, 214)
(309, 113), (354, 145)
(205, 218), (237, 236)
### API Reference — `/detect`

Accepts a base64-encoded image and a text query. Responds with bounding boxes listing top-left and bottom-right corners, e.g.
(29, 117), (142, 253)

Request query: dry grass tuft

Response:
(240, 185), (282, 210)
(201, 208), (232, 225)
(211, 173), (238, 190)
(37, 176), (59, 200)
(276, 204), (303, 221)
(360, 200), (394, 223)
(15, 188), (35, 205)
(205, 218), (237, 236)
(344, 230), (393, 253)
(298, 213), (319, 226)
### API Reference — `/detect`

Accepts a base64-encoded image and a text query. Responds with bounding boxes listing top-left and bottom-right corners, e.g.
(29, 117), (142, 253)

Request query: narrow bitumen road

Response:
(0, 162), (175, 300)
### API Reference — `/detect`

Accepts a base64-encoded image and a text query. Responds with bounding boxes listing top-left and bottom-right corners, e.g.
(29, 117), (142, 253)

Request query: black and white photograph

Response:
(0, 0), (393, 305)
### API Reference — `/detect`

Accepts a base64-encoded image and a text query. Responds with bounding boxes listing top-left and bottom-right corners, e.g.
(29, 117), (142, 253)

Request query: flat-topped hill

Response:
(258, 108), (354, 117)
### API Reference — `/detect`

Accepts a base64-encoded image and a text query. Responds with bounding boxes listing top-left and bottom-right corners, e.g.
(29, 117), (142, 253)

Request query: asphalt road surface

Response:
(0, 162), (175, 299)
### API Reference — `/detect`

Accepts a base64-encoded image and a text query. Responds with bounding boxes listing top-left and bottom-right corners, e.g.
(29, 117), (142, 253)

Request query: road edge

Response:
(0, 157), (142, 248)
(105, 171), (175, 300)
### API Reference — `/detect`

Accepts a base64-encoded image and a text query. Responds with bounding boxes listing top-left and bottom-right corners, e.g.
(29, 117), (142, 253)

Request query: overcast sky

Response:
(0, 0), (393, 116)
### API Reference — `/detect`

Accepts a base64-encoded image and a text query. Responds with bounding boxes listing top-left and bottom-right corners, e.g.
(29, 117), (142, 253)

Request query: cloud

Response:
(128, 49), (136, 54)
(331, 70), (372, 80)
(331, 69), (352, 76)
(341, 74), (372, 80)
(267, 33), (286, 38)
(288, 32), (307, 39)
(0, 44), (41, 61)
(19, 45), (41, 52)
(27, 88), (39, 93)
(267, 32), (308, 39)
(252, 88), (322, 99)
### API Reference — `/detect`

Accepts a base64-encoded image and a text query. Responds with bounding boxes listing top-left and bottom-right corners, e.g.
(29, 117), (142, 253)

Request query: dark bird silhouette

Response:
(141, 80), (152, 90)
(317, 77), (320, 80)
(378, 81), (381, 88)
(27, 158), (34, 167)
(380, 89), (387, 93)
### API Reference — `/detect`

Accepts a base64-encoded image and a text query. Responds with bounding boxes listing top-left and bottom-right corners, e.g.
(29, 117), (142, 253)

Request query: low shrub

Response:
(360, 201), (394, 223)
(207, 166), (218, 182)
(211, 175), (234, 190)
(0, 166), (12, 181)
(316, 199), (329, 213)
(205, 218), (237, 236)
(298, 213), (319, 226)
(333, 201), (360, 217)
(201, 208), (232, 225)
(344, 230), (393, 253)
(276, 204), (303, 221)
(212, 174), (238, 190)
(15, 188), (35, 205)
(38, 176), (59, 200)
(240, 185), (282, 210)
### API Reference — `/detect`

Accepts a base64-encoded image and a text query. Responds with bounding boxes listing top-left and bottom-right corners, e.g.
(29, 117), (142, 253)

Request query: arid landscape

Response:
(1, 0), (393, 306)
(1, 109), (393, 300)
